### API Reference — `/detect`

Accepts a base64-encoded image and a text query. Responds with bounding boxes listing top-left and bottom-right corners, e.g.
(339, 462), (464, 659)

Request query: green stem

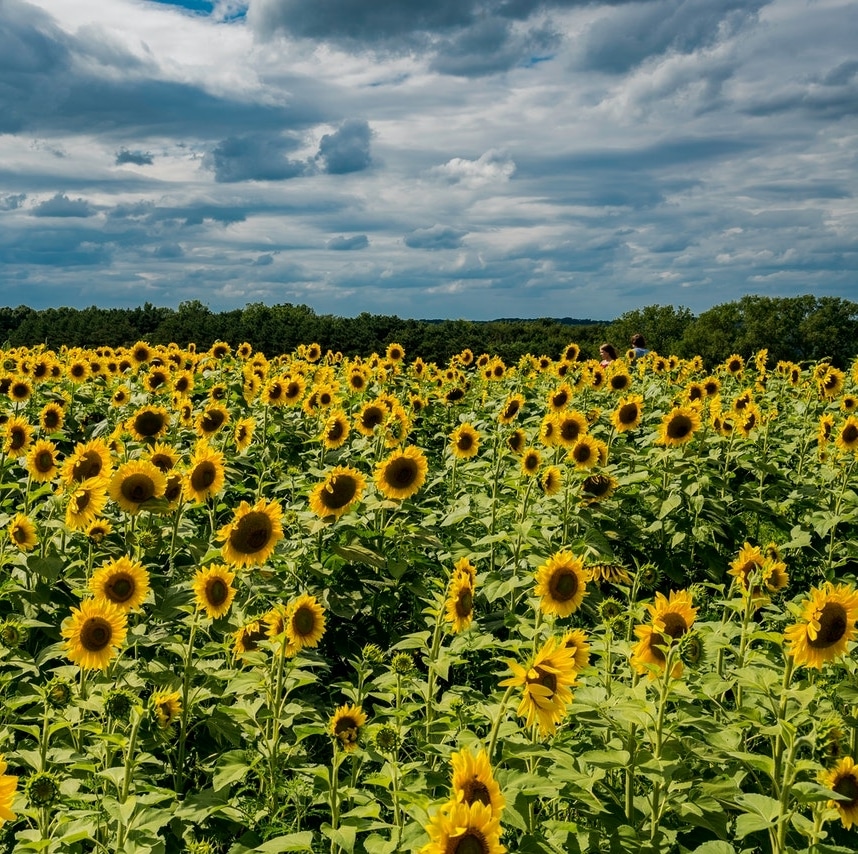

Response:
(174, 608), (200, 794)
(487, 685), (516, 763)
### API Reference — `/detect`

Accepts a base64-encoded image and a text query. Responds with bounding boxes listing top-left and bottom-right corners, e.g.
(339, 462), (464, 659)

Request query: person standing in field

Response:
(630, 334), (649, 359)
(599, 343), (618, 367)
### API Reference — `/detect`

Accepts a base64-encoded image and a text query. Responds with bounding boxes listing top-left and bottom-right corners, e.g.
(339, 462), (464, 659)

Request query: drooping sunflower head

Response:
(561, 628), (591, 671)
(61, 598), (128, 671)
(374, 445), (428, 501)
(196, 403), (230, 437)
(309, 466), (366, 519)
(218, 498), (284, 568)
(534, 551), (588, 617)
(233, 619), (268, 660)
(152, 690), (182, 729)
(631, 589), (698, 679)
(234, 416), (255, 452)
(506, 429), (526, 455)
(108, 460), (167, 514)
(329, 703), (367, 752)
(322, 410), (350, 450)
(192, 564), (236, 619)
(540, 465), (562, 496)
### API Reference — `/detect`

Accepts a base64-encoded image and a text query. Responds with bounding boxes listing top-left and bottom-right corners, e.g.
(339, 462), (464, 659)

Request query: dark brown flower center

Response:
(191, 462), (216, 490)
(451, 831), (489, 854)
(809, 603), (847, 648)
(462, 779), (491, 807)
(833, 773), (858, 806)
(842, 424), (858, 444)
(200, 409), (226, 432)
(386, 458), (417, 488)
(230, 512), (272, 553)
(292, 605), (316, 637)
(549, 568), (579, 602)
(134, 410), (166, 437)
(455, 588), (474, 618)
(35, 451), (54, 472)
(361, 406), (385, 430)
(322, 475), (358, 510)
(121, 474), (155, 504)
(81, 617), (112, 651)
(206, 578), (228, 607)
(106, 574), (134, 603)
(619, 403), (639, 425)
(667, 414), (693, 440)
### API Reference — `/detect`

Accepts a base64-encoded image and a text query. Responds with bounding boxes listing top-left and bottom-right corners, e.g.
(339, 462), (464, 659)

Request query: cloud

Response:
(154, 242), (184, 258)
(431, 150), (516, 186)
(115, 149), (154, 166)
(31, 193), (96, 218)
(327, 235), (369, 250)
(316, 120), (372, 174)
(207, 133), (310, 182)
(404, 225), (468, 250)
(0, 194), (26, 211)
(580, 0), (768, 74)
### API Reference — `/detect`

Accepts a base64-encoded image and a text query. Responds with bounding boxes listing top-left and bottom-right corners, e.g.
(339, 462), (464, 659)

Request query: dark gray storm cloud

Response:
(0, 0), (324, 136)
(316, 120), (372, 174)
(327, 235), (369, 250)
(404, 225), (468, 250)
(207, 133), (310, 182)
(31, 193), (96, 217)
(116, 149), (154, 166)
(0, 194), (26, 211)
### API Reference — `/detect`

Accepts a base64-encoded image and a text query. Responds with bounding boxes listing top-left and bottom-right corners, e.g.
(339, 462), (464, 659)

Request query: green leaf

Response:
(251, 833), (315, 852)
(691, 843), (736, 854)
(321, 824), (356, 854)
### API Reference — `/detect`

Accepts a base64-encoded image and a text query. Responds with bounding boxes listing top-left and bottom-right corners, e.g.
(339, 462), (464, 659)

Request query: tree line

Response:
(0, 295), (855, 368)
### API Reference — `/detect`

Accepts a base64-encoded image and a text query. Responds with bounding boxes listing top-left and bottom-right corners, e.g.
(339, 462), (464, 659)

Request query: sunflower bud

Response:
(45, 677), (73, 710)
(25, 771), (61, 808)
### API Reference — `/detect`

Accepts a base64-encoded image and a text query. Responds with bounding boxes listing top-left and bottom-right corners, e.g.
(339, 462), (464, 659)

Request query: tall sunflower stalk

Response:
(114, 708), (144, 851)
(826, 455), (856, 572)
(174, 606), (200, 794)
(647, 642), (680, 844)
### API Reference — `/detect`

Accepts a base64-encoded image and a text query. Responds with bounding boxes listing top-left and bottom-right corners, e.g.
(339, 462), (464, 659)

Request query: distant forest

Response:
(1, 294), (856, 369)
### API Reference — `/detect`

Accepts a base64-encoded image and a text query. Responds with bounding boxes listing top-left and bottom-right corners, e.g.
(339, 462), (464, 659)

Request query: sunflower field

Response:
(1, 340), (858, 854)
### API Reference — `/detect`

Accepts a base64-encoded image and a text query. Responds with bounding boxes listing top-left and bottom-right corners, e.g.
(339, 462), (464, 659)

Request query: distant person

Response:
(630, 334), (649, 359)
(599, 343), (618, 367)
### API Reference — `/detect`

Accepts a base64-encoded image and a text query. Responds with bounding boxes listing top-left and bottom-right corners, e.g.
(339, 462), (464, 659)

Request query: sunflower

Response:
(611, 395), (644, 433)
(581, 473), (619, 504)
(588, 562), (632, 586)
(8, 513), (37, 551)
(65, 476), (110, 531)
(309, 466), (366, 519)
(835, 416), (858, 453)
(89, 556), (150, 612)
(329, 703), (367, 752)
(540, 465), (562, 496)
(569, 435), (600, 470)
(822, 757), (858, 828)
(657, 406), (701, 446)
(170, 370), (194, 396)
(374, 445), (428, 501)
(282, 375), (306, 406)
(555, 411), (588, 448)
(110, 386), (131, 407)
(85, 519), (112, 542)
(227, 416), (254, 453)
(356, 400), (388, 436)
(784, 583), (858, 670)
(534, 552), (588, 617)
(499, 636), (577, 736)
(7, 375), (32, 403)
(61, 437), (113, 486)
(25, 438), (59, 482)
(506, 429), (526, 455)
(285, 593), (326, 652)
(130, 341), (151, 366)
(0, 754), (17, 825)
(450, 746), (505, 818)
(631, 589), (698, 679)
(152, 690), (182, 728)
(445, 574), (475, 633)
(539, 413), (558, 447)
(62, 598), (128, 670)
(233, 619), (268, 659)
(320, 410), (350, 450)
(109, 460), (166, 514)
(127, 406), (171, 442)
(421, 800), (506, 854)
(183, 443), (226, 504)
(498, 393), (524, 424)
(192, 564), (236, 619)
(218, 498), (284, 567)
(520, 447), (541, 476)
(66, 358), (90, 383)
(451, 423), (480, 459)
(39, 401), (65, 432)
(724, 354), (744, 375)
(608, 370), (632, 393)
(819, 367), (845, 399)
(143, 366), (170, 394)
(547, 384), (573, 412)
(561, 628), (591, 671)
(4, 415), (33, 455)
(196, 403), (230, 438)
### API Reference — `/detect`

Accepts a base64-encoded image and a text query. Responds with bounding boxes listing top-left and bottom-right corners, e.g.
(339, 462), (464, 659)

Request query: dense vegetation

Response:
(1, 294), (856, 368)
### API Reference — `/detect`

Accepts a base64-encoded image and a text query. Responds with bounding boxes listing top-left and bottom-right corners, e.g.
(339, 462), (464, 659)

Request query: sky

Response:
(0, 0), (856, 321)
